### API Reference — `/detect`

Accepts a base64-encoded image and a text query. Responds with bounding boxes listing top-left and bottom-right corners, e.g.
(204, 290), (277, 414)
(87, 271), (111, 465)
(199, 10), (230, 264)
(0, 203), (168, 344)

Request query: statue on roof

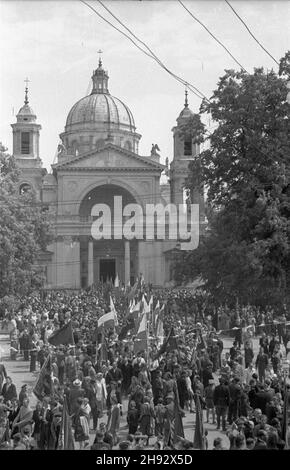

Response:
(151, 143), (160, 156)
(57, 141), (66, 156)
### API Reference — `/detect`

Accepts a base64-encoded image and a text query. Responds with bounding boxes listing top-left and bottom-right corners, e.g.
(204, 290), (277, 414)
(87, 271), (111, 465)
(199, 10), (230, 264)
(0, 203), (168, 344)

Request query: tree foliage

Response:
(175, 52), (290, 308)
(0, 144), (54, 299)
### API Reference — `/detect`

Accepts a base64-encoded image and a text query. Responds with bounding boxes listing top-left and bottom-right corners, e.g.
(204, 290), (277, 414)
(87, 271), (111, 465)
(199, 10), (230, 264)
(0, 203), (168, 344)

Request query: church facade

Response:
(11, 60), (203, 289)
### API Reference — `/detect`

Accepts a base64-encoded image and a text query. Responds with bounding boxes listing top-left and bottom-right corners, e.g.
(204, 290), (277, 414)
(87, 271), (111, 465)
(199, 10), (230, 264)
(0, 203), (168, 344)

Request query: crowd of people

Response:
(0, 282), (290, 451)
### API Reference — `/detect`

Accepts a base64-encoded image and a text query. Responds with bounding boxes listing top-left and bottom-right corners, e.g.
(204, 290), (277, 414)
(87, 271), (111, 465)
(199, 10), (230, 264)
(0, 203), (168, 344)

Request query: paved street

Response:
(1, 333), (263, 450)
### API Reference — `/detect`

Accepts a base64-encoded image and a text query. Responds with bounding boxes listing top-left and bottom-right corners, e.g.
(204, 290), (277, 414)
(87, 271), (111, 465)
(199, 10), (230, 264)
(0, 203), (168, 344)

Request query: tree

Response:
(0, 144), (54, 301)
(175, 52), (290, 308)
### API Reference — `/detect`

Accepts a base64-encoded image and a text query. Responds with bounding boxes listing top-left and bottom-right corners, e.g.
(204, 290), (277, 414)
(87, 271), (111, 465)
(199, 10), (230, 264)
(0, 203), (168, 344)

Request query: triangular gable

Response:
(53, 143), (164, 171)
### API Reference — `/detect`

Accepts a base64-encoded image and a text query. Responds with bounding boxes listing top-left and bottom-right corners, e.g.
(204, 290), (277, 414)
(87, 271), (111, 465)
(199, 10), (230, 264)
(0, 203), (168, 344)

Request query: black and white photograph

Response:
(0, 0), (290, 454)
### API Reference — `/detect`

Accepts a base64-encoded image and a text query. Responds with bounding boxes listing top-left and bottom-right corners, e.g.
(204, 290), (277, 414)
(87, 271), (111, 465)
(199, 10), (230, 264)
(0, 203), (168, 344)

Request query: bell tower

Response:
(170, 91), (203, 208)
(11, 81), (45, 197)
(169, 91), (205, 234)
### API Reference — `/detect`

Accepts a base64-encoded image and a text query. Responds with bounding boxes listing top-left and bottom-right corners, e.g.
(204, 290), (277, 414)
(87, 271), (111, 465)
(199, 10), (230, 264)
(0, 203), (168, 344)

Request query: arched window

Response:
(19, 183), (32, 195)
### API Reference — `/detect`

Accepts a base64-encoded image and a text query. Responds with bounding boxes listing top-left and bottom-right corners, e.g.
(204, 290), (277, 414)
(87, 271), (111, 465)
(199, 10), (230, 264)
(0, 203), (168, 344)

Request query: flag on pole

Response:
(127, 280), (138, 301)
(142, 294), (150, 315)
(110, 295), (116, 312)
(156, 315), (164, 347)
(134, 312), (147, 354)
(118, 302), (140, 340)
(57, 396), (75, 450)
(98, 310), (118, 329)
(129, 301), (143, 334)
(48, 321), (74, 347)
(152, 300), (160, 334)
(156, 327), (178, 357)
(33, 355), (53, 400)
(193, 393), (205, 449)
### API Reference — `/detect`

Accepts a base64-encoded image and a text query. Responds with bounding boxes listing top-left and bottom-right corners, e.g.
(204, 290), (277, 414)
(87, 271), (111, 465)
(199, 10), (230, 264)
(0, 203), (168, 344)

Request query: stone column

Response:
(72, 237), (81, 289)
(124, 240), (130, 286)
(88, 238), (94, 286)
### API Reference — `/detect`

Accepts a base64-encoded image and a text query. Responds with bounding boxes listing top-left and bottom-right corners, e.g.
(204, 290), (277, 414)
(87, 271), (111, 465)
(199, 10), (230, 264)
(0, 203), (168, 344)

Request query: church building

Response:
(11, 59), (203, 288)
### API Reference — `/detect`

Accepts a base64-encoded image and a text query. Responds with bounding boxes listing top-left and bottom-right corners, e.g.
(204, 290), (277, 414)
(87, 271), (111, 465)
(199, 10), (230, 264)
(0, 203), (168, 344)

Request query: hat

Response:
(73, 379), (81, 386)
(119, 441), (131, 450)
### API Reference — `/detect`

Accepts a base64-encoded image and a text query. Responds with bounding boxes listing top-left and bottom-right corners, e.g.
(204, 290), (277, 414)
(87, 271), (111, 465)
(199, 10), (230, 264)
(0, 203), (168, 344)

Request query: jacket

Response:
(1, 383), (17, 402)
(213, 384), (230, 407)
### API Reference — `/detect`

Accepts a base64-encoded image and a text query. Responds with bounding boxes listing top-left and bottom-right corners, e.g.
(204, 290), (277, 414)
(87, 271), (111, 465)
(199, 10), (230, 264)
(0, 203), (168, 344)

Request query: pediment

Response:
(53, 144), (164, 172)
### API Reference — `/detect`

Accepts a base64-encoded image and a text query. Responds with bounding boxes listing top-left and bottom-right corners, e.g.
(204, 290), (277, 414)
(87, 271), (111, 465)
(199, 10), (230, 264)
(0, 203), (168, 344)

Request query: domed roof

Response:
(16, 87), (36, 122)
(65, 59), (136, 133)
(177, 90), (195, 122)
(17, 103), (36, 116)
(65, 93), (135, 132)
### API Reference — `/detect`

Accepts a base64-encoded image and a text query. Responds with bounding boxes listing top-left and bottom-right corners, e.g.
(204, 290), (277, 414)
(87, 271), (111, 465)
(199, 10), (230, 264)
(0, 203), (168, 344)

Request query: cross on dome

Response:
(24, 77), (30, 105)
(184, 88), (188, 108)
(97, 49), (103, 67)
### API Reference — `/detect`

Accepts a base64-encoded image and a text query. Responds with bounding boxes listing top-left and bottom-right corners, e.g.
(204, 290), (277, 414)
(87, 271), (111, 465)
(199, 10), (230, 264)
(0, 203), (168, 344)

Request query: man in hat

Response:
(213, 377), (230, 431)
(228, 376), (242, 424)
(68, 379), (85, 415)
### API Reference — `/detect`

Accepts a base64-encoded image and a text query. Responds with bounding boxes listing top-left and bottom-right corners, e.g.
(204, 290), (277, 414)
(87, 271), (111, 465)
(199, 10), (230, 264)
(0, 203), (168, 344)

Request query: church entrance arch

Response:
(79, 184), (139, 287)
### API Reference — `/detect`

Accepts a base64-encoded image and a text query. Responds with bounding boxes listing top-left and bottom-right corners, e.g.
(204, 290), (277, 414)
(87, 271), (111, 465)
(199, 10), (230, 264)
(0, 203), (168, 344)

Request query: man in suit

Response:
(213, 377), (230, 431)
(1, 376), (17, 403)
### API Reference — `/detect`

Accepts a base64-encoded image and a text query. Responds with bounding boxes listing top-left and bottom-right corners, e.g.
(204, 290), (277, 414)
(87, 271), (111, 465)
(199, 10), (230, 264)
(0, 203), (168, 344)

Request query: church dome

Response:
(60, 59), (141, 157)
(64, 59), (136, 133)
(65, 93), (135, 132)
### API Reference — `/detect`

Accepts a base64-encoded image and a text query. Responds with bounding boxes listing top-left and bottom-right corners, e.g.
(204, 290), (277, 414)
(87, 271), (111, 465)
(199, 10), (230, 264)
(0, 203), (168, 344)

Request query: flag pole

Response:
(146, 304), (150, 369)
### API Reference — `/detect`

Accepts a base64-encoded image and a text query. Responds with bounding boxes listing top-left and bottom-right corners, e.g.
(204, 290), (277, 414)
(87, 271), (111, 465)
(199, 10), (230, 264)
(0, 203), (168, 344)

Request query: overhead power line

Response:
(96, 0), (207, 100)
(80, 0), (209, 102)
(178, 0), (248, 73)
(225, 0), (279, 66)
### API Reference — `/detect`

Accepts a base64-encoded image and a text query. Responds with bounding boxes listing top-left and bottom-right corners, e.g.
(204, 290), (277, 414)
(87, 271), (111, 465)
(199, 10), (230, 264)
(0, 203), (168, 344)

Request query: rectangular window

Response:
(184, 140), (192, 156)
(21, 132), (30, 154)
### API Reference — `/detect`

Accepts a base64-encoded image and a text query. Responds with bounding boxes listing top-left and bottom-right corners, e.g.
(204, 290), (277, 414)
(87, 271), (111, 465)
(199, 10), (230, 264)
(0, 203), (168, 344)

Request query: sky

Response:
(0, 0), (290, 171)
